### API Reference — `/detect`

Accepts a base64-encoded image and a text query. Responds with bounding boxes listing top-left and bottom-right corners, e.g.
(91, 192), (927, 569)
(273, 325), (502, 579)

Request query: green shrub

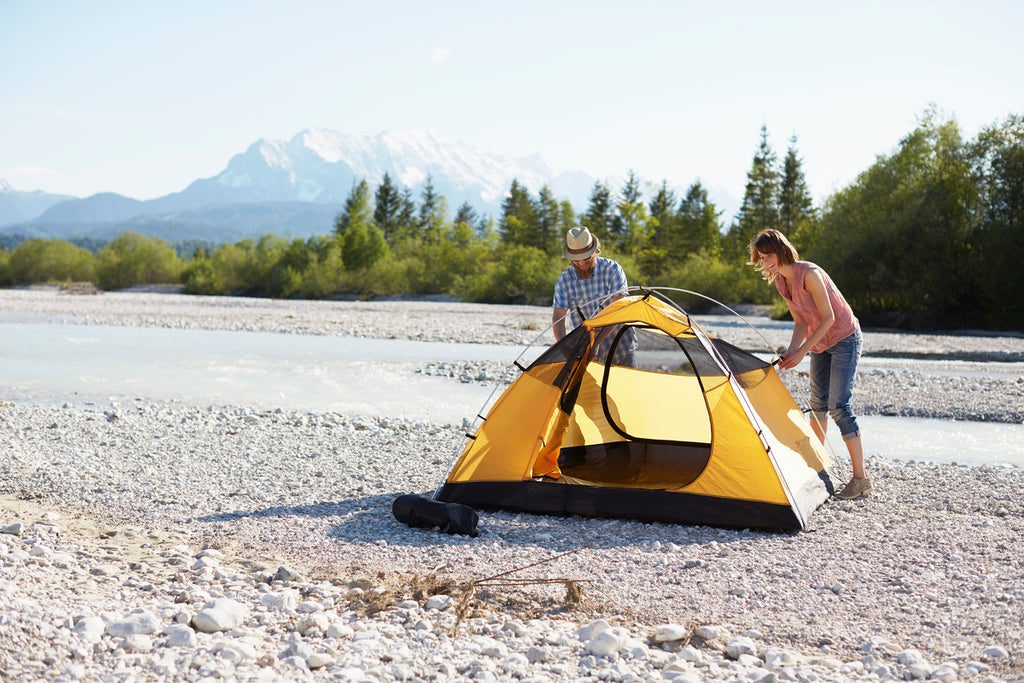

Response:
(181, 257), (225, 295)
(96, 233), (182, 291)
(4, 238), (96, 285)
(659, 250), (770, 311)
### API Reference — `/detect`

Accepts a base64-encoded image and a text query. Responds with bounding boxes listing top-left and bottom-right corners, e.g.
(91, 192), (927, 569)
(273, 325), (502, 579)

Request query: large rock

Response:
(106, 611), (160, 637)
(191, 598), (248, 633)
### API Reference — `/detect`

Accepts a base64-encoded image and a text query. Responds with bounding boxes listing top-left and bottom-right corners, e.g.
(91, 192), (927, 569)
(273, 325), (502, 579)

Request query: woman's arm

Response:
(778, 269), (835, 369)
(780, 306), (809, 369)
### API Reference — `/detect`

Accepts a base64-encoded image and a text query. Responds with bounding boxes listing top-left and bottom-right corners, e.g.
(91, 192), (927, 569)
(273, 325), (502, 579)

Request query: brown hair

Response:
(748, 229), (799, 283)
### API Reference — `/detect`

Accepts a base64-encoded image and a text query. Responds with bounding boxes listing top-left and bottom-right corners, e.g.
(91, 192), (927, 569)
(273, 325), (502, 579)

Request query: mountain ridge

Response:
(0, 180), (76, 227)
(2, 129), (738, 242)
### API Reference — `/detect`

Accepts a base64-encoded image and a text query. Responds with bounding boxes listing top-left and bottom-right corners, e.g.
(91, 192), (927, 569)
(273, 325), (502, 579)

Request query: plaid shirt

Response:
(553, 258), (635, 365)
(552, 257), (629, 329)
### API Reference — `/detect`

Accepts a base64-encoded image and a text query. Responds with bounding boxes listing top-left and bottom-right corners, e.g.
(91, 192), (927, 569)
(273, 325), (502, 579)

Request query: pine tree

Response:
(419, 175), (449, 243)
(606, 170), (644, 253)
(452, 203), (479, 248)
(779, 135), (817, 249)
(334, 178), (375, 238)
(558, 199), (576, 236)
(726, 124), (781, 258)
(580, 181), (615, 241)
(534, 184), (563, 255)
(396, 187), (418, 241)
(336, 179), (387, 270)
(373, 173), (402, 244)
(648, 180), (678, 251)
(677, 181), (722, 256)
(613, 170), (650, 255)
(499, 179), (537, 247)
(453, 202), (479, 228)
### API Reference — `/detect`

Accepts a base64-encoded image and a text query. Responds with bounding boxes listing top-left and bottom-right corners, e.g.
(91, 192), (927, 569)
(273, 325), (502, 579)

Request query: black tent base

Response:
(392, 493), (479, 537)
(437, 480), (803, 531)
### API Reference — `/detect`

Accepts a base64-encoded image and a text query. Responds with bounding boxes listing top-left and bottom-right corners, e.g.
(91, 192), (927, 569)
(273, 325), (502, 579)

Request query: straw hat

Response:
(563, 226), (600, 261)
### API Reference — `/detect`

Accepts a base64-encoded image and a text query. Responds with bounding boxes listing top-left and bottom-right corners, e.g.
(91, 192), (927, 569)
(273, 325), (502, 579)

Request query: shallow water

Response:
(3, 321), (1021, 467)
(1, 321), (525, 423)
(824, 416), (1023, 469)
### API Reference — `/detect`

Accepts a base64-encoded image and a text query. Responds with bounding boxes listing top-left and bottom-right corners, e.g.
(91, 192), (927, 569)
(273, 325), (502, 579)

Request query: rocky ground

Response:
(2, 288), (1023, 682)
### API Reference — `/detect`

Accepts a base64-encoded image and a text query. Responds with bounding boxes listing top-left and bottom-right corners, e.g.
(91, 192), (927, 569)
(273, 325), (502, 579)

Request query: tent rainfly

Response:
(432, 290), (840, 532)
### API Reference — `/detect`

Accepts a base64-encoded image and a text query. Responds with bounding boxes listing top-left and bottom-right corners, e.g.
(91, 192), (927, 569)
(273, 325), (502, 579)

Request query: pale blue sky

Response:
(2, 0), (1021, 211)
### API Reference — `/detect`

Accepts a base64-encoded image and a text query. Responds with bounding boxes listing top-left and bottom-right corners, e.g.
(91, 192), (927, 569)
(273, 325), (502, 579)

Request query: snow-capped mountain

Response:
(2, 129), (737, 242)
(6, 129), (600, 240)
(166, 128), (594, 212)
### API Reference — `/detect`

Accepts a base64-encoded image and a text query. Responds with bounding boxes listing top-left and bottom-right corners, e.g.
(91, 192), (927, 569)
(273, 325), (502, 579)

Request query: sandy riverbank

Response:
(2, 289), (1023, 682)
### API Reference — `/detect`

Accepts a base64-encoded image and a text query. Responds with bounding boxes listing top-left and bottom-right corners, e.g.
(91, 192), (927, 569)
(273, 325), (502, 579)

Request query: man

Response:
(552, 226), (635, 364)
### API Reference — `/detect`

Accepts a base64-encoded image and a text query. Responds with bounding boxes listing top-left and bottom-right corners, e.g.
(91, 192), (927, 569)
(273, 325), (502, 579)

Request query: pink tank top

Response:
(776, 261), (859, 353)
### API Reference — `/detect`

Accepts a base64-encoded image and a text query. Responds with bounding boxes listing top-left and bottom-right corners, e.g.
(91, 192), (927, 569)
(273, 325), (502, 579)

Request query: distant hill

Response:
(36, 192), (146, 223)
(6, 202), (342, 242)
(0, 180), (75, 227)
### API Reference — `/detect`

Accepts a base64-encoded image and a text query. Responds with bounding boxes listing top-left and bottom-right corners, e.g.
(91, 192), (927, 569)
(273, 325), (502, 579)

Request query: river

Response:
(3, 320), (1021, 468)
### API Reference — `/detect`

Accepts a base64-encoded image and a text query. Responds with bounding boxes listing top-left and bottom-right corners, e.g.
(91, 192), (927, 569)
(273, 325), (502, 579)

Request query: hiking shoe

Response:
(834, 477), (873, 500)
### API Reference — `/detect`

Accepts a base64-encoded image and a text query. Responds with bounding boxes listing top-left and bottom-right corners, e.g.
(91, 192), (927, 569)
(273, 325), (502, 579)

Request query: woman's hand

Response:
(778, 348), (806, 370)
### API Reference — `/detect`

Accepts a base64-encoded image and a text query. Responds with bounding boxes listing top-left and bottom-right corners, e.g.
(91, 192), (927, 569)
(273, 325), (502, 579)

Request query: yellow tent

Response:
(436, 291), (839, 531)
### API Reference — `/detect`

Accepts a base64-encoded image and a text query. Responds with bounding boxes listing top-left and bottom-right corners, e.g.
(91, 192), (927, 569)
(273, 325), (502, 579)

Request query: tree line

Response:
(1, 108), (1020, 330)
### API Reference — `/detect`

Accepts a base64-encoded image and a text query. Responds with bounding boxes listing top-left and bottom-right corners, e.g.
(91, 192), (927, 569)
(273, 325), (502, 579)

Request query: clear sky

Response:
(2, 0), (1021, 210)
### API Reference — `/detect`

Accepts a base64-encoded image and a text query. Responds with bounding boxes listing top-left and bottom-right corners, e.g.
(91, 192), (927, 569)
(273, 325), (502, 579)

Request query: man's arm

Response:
(608, 261), (629, 304)
(552, 307), (567, 341)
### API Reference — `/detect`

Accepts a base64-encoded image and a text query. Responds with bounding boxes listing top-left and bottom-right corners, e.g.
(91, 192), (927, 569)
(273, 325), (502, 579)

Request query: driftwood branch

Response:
(447, 545), (594, 633)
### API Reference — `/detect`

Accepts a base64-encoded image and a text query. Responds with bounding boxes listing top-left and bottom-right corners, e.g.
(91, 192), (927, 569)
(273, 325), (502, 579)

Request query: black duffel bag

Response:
(392, 493), (479, 537)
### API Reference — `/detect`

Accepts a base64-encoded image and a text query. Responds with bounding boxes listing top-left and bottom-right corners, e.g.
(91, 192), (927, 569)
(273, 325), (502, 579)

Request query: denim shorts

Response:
(808, 330), (862, 440)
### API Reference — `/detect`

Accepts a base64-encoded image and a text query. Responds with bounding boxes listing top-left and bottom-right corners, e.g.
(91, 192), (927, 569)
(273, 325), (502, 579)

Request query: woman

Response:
(748, 229), (870, 499)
